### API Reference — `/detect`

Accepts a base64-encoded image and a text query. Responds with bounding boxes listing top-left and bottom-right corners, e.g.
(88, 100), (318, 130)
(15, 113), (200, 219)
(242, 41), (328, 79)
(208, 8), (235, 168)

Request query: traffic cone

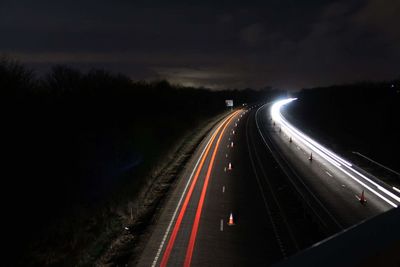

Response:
(360, 190), (367, 204)
(289, 137), (292, 143)
(228, 162), (232, 170)
(309, 152), (313, 161)
(228, 213), (235, 226)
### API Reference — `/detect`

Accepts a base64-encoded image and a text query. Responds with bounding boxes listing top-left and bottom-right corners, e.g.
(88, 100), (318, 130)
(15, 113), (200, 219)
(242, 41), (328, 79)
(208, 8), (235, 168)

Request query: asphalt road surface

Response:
(262, 99), (396, 228)
(135, 99), (398, 266)
(136, 107), (297, 266)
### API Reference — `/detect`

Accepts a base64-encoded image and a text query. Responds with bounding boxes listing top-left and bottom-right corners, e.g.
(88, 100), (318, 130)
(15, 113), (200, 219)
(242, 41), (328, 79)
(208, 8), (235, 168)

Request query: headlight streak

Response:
(271, 99), (399, 208)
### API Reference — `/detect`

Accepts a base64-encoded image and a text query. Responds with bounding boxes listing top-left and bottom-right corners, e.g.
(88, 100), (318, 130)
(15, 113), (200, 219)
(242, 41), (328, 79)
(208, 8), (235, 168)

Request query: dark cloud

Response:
(1, 0), (399, 89)
(240, 23), (267, 46)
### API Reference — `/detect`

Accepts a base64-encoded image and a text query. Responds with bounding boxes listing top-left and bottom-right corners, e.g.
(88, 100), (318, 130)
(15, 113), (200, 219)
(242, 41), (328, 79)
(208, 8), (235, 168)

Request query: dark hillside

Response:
(1, 58), (274, 266)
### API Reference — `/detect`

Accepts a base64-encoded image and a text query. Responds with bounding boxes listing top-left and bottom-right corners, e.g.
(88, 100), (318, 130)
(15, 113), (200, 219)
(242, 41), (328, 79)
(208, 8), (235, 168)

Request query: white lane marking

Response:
(222, 186), (225, 193)
(247, 118), (289, 257)
(296, 146), (300, 150)
(393, 187), (400, 193)
(225, 153), (228, 158)
(220, 219), (224, 231)
(325, 171), (333, 177)
(151, 116), (227, 267)
(271, 99), (398, 208)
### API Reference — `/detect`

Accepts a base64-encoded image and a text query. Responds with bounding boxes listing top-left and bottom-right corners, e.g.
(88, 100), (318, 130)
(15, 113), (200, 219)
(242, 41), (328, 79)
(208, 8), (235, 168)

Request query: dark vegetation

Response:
(284, 81), (400, 184)
(1, 57), (274, 266)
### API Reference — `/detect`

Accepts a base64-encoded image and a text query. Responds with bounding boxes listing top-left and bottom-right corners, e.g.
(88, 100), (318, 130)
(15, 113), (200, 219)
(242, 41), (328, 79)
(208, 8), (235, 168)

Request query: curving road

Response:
(136, 108), (290, 266)
(134, 99), (398, 267)
(258, 99), (397, 229)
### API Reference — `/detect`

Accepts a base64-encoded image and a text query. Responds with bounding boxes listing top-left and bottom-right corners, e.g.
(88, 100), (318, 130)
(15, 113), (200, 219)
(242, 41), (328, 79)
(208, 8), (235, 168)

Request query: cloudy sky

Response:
(1, 0), (399, 89)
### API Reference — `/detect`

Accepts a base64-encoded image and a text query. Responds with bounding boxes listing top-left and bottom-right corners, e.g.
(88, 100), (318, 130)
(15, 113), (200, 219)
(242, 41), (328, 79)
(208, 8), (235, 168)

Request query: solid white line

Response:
(220, 219), (224, 231)
(151, 117), (226, 267)
(393, 187), (400, 193)
(222, 186), (225, 193)
(325, 171), (333, 177)
(271, 99), (399, 208)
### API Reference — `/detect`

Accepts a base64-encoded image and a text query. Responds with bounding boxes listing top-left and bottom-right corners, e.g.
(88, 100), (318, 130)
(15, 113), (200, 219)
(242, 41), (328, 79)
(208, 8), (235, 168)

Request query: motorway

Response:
(135, 107), (295, 266)
(263, 99), (397, 228)
(135, 99), (398, 266)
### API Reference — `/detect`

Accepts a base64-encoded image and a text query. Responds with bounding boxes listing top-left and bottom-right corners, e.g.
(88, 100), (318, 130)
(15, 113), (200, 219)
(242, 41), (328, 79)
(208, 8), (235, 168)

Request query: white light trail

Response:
(270, 98), (399, 208)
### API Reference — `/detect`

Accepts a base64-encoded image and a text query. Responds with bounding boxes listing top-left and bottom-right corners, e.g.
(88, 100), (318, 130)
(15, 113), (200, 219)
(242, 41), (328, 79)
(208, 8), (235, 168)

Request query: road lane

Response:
(190, 107), (289, 266)
(136, 110), (244, 266)
(159, 118), (222, 266)
(271, 99), (400, 207)
(139, 99), (369, 267)
(257, 99), (396, 228)
(184, 110), (238, 266)
(160, 111), (240, 266)
(137, 105), (299, 267)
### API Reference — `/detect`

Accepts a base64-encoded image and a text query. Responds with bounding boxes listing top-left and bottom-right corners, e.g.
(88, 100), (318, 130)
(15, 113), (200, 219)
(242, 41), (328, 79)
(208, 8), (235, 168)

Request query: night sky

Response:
(1, 0), (399, 89)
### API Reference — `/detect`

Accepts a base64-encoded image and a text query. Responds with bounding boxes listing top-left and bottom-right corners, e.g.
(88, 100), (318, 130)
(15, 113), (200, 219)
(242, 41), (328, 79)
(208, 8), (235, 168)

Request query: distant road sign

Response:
(225, 100), (233, 107)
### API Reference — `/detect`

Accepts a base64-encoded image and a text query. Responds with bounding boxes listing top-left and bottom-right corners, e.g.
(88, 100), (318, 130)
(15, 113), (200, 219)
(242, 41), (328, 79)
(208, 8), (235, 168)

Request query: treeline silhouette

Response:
(2, 57), (275, 265)
(285, 81), (400, 171)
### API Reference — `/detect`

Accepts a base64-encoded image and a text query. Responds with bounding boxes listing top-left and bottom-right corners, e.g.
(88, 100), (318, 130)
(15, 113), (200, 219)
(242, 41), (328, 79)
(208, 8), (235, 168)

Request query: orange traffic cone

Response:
(309, 152), (313, 161)
(360, 190), (367, 204)
(228, 213), (235, 226)
(228, 162), (232, 170)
